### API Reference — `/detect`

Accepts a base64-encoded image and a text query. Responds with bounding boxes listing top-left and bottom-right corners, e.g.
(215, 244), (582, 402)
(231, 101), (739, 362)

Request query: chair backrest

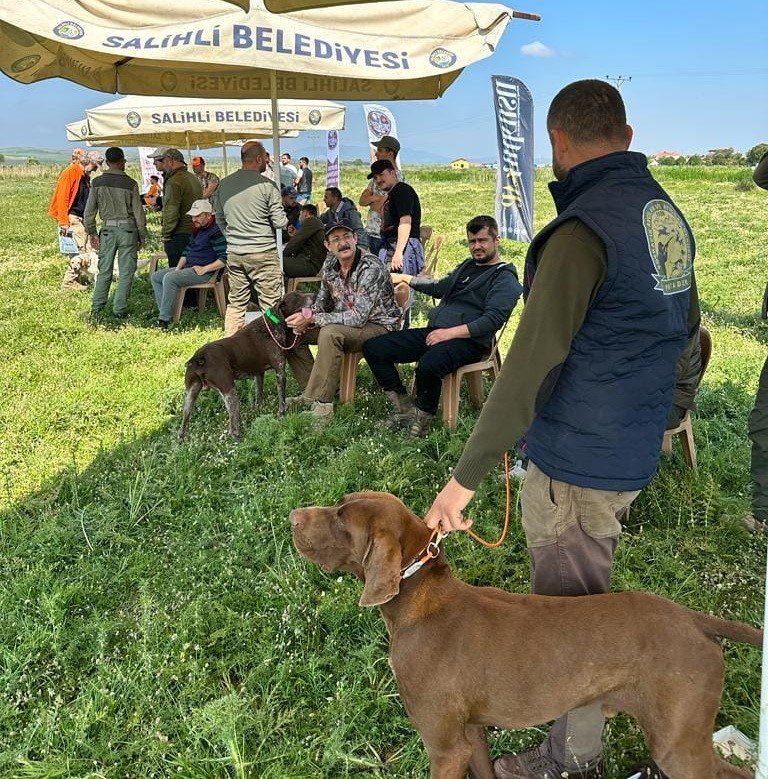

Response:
(420, 225), (433, 245)
(698, 324), (712, 384)
(424, 234), (445, 278)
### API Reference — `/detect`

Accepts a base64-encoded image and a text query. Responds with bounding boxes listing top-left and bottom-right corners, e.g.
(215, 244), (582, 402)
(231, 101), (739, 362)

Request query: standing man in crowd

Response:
(150, 148), (202, 268)
(364, 215), (522, 437)
(359, 135), (403, 255)
(192, 156), (220, 200)
(370, 159), (423, 275)
(263, 151), (276, 182)
(284, 220), (401, 421)
(321, 187), (367, 248)
(48, 148), (103, 290)
(295, 157), (313, 205)
(283, 203), (327, 279)
(84, 147), (146, 320)
(150, 199), (227, 329)
(746, 150), (768, 531)
(279, 152), (298, 190)
(213, 141), (287, 336)
(425, 80), (699, 779)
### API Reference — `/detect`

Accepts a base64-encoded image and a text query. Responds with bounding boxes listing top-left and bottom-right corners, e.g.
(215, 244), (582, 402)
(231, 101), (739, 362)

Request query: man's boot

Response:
(383, 391), (414, 431)
(409, 407), (435, 437)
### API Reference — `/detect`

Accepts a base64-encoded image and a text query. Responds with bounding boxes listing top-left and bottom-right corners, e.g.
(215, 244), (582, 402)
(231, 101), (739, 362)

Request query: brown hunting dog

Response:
(291, 492), (761, 779)
(179, 291), (313, 441)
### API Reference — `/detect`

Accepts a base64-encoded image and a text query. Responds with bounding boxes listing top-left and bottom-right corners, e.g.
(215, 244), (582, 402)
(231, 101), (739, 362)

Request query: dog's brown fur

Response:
(291, 492), (761, 779)
(179, 291), (313, 440)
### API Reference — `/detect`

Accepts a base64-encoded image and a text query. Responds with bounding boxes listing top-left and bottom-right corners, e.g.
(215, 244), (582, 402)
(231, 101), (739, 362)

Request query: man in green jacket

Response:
(748, 152), (768, 529)
(283, 204), (327, 278)
(149, 148), (202, 267)
(84, 146), (146, 319)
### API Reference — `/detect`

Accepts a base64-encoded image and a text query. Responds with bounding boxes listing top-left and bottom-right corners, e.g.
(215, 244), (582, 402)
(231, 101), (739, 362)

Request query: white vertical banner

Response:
(138, 147), (156, 193)
(326, 130), (340, 189)
(362, 103), (400, 163)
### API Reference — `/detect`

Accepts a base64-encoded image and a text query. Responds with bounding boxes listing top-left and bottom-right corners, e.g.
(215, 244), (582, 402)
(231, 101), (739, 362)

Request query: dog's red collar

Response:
(400, 528), (445, 580)
(262, 311), (301, 352)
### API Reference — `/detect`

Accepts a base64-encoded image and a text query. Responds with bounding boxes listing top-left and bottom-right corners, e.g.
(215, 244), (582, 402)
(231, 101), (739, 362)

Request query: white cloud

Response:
(520, 41), (556, 58)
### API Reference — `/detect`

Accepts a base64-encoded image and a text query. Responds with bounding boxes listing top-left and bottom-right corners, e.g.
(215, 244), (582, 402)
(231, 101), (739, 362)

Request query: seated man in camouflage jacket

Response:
(285, 219), (401, 421)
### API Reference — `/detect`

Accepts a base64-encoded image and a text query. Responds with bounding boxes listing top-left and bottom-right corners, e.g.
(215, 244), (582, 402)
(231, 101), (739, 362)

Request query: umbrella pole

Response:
(222, 130), (228, 177)
(758, 546), (768, 778)
(270, 69), (284, 278)
(185, 131), (192, 166)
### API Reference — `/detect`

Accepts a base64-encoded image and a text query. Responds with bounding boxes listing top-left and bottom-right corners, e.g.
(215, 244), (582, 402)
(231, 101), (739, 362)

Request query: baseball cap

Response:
(324, 218), (356, 238)
(372, 135), (400, 154)
(150, 147), (185, 162)
(191, 155), (204, 166)
(281, 185), (298, 198)
(187, 199), (214, 216)
(367, 158), (395, 179)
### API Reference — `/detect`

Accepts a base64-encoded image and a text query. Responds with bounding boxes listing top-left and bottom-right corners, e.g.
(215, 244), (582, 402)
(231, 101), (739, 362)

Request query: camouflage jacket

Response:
(314, 249), (401, 330)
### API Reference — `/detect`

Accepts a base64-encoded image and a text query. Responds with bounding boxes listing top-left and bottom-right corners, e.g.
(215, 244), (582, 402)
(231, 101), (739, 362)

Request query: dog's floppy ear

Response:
(359, 532), (403, 607)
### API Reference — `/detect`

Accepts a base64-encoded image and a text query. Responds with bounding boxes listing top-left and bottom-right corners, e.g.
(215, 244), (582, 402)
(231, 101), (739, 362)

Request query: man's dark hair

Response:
(241, 141), (265, 163)
(324, 186), (342, 200)
(300, 156), (309, 164)
(547, 79), (627, 146)
(150, 175), (159, 182)
(282, 152), (292, 159)
(105, 146), (125, 163)
(301, 203), (318, 217)
(466, 215), (498, 238)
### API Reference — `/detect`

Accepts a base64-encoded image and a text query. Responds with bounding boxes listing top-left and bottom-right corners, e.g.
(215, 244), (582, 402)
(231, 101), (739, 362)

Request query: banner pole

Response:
(185, 131), (191, 166)
(270, 69), (284, 278)
(222, 130), (228, 177)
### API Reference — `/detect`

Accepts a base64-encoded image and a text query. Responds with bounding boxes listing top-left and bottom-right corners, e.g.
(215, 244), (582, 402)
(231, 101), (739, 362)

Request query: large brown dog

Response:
(290, 492), (761, 779)
(179, 291), (313, 440)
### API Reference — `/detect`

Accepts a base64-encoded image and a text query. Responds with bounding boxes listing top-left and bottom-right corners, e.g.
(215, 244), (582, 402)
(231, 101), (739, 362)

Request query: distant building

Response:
(450, 158), (473, 170)
(651, 149), (684, 161)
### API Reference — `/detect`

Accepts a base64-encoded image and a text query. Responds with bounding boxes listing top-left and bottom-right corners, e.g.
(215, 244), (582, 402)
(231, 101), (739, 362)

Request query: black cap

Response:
(367, 158), (395, 179)
(324, 218), (356, 238)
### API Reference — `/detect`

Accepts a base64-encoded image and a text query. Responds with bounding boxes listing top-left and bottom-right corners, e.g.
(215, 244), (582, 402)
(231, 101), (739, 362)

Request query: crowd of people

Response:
(45, 78), (766, 779)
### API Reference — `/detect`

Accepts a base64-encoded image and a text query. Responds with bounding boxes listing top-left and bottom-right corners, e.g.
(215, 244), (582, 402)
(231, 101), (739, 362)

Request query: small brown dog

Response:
(179, 291), (313, 440)
(291, 492), (761, 779)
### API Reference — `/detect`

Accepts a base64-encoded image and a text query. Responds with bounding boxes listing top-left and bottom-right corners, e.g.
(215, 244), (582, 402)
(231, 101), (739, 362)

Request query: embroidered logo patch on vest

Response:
(642, 199), (692, 295)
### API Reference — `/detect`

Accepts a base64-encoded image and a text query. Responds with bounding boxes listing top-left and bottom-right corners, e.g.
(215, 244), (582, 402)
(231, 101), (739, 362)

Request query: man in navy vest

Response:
(425, 80), (699, 779)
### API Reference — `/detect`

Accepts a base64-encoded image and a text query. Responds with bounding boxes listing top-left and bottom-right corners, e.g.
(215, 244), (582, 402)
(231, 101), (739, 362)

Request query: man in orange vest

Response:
(48, 148), (103, 290)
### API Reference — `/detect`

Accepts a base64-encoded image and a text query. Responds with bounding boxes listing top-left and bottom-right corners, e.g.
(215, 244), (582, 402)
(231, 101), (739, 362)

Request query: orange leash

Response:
(464, 451), (512, 548)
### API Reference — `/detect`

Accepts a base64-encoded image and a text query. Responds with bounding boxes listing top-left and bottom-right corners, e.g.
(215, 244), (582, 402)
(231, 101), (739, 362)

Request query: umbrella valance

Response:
(0, 0), (531, 100)
(65, 120), (298, 148)
(82, 96), (345, 137)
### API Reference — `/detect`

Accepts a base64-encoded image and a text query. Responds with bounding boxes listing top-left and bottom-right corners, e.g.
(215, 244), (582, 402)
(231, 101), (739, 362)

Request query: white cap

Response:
(187, 199), (214, 217)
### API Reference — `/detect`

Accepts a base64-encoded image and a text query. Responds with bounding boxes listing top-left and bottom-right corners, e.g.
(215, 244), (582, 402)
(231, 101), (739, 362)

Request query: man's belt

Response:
(104, 219), (134, 227)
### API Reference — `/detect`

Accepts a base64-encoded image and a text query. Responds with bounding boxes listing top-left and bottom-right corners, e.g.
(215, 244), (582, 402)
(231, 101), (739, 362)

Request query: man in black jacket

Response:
(363, 215), (522, 436)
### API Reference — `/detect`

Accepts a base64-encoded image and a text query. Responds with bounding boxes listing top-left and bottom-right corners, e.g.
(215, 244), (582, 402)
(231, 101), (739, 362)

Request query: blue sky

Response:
(1, 0), (766, 162)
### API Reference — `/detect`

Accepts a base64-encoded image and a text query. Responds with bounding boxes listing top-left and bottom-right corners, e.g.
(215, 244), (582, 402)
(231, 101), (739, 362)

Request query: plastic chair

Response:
(170, 268), (228, 322)
(422, 234), (445, 279)
(441, 338), (503, 430)
(661, 325), (712, 469)
(339, 351), (364, 404)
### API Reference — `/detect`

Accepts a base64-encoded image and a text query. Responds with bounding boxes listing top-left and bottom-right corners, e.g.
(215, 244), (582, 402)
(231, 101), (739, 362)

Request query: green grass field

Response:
(0, 164), (765, 778)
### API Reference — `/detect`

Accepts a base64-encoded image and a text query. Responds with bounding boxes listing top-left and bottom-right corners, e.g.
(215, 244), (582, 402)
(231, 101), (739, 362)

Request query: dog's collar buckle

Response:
(400, 530), (444, 580)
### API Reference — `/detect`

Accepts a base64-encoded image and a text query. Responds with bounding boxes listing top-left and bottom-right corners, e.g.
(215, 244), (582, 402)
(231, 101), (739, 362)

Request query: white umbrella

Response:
(0, 0), (536, 100)
(264, 0), (404, 11)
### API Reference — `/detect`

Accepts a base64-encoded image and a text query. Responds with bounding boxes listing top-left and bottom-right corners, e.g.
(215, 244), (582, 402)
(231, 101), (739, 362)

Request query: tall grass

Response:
(0, 165), (765, 778)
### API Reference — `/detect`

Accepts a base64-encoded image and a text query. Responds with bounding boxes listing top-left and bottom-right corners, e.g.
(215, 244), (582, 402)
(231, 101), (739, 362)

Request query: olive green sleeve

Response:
(451, 219), (606, 490)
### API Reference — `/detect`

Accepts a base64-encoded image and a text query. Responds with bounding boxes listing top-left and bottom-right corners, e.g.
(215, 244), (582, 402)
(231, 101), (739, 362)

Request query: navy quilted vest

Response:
(524, 151), (694, 490)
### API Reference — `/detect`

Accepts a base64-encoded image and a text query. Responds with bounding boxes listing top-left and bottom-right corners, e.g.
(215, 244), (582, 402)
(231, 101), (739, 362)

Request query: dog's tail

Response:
(695, 612), (763, 647)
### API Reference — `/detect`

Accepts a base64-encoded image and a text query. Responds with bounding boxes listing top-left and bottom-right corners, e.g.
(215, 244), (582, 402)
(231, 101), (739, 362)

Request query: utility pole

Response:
(605, 75), (632, 89)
